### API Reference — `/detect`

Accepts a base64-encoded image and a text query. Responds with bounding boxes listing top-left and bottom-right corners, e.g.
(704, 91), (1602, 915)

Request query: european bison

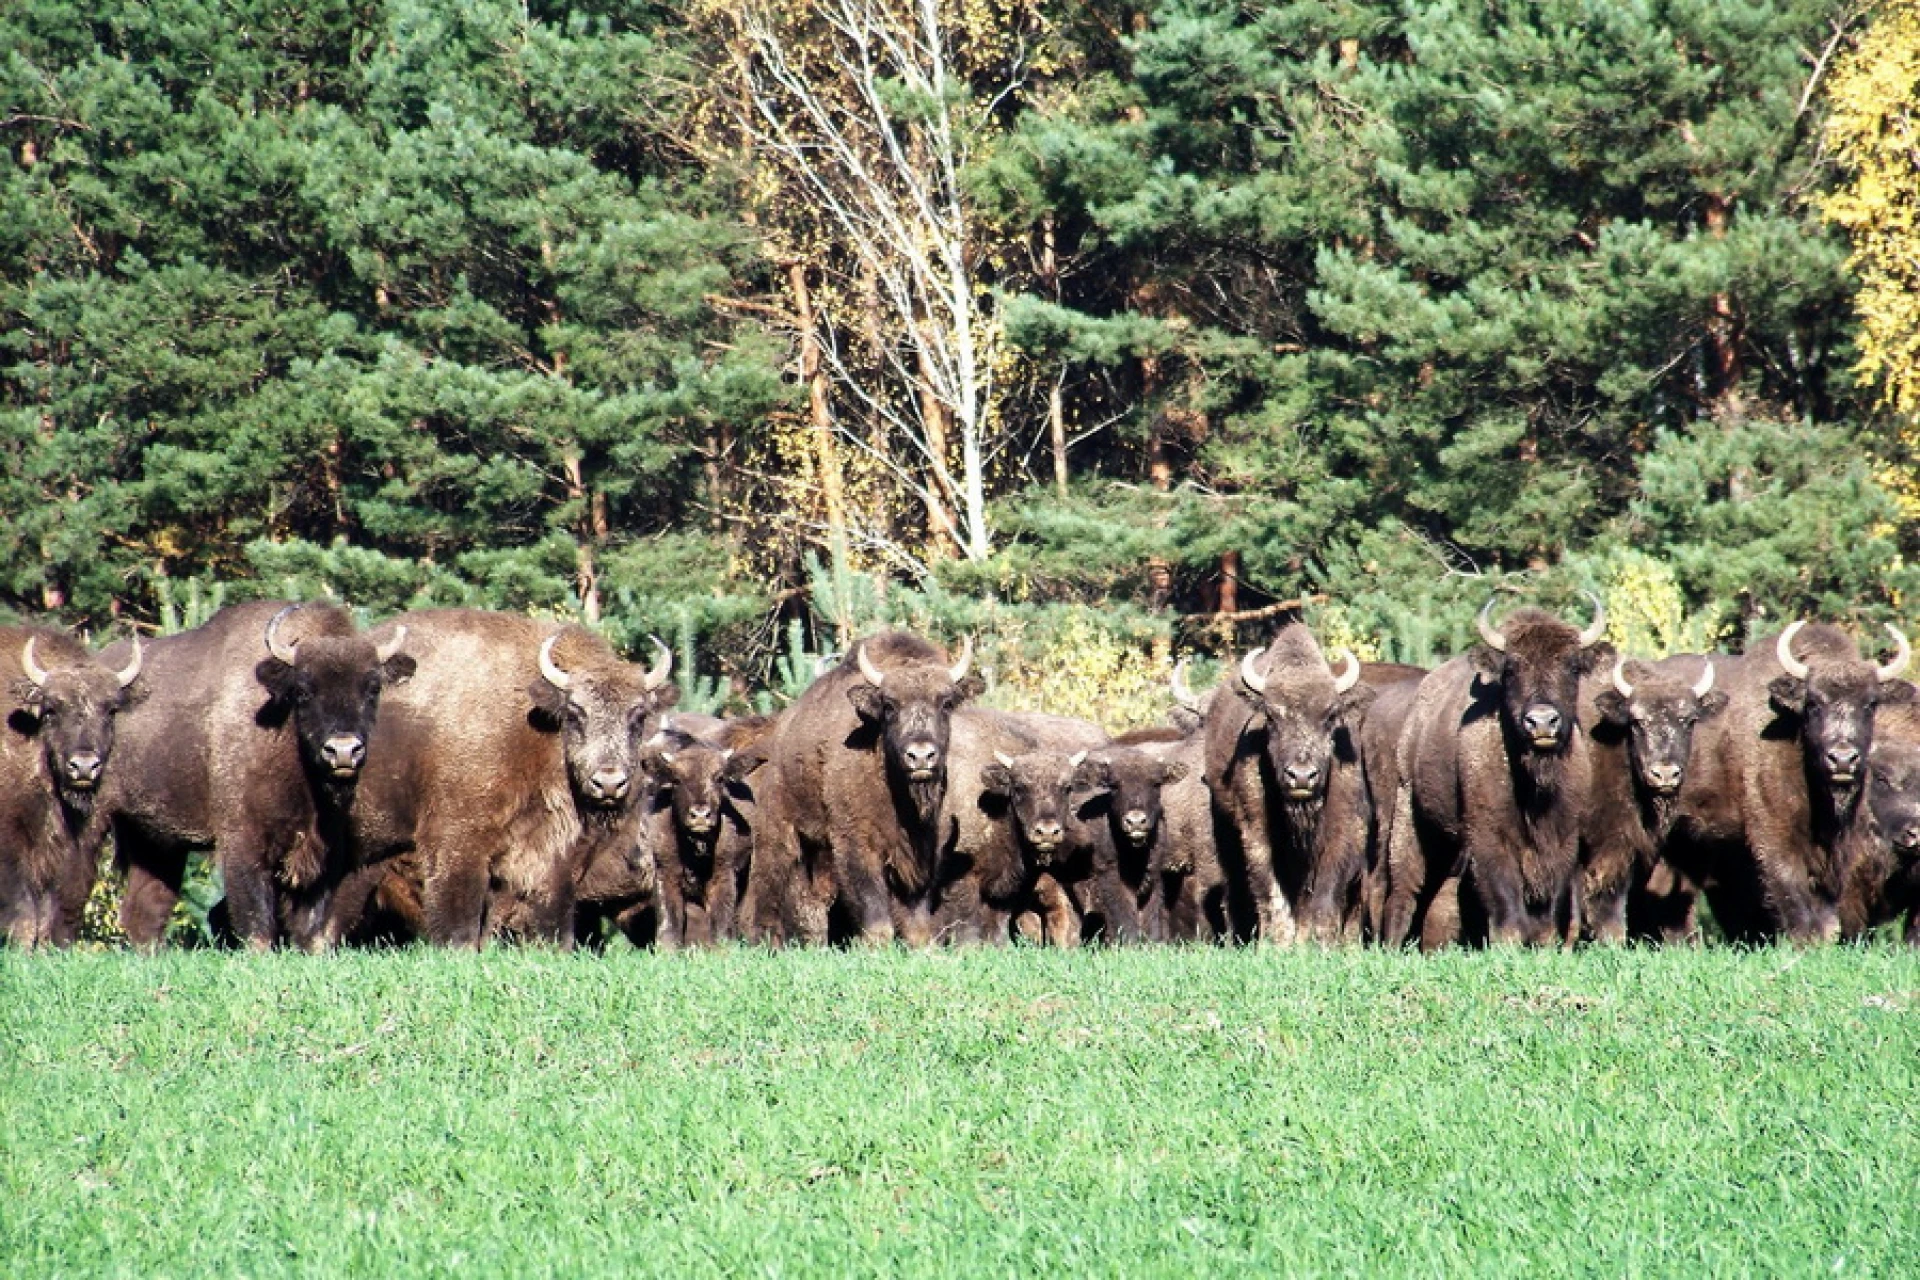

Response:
(1353, 667), (1427, 943)
(637, 723), (767, 947)
(1671, 622), (1913, 943)
(1841, 695), (1920, 944)
(751, 631), (981, 945)
(1580, 654), (1726, 943)
(96, 601), (411, 950)
(1388, 597), (1610, 947)
(341, 610), (675, 947)
(1205, 624), (1377, 944)
(1093, 729), (1224, 942)
(0, 628), (142, 947)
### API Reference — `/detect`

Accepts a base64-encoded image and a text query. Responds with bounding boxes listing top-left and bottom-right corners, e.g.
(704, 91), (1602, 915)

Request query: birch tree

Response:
(710, 0), (1036, 563)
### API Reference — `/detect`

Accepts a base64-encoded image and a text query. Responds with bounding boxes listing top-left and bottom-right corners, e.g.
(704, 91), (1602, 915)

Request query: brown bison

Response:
(1580, 654), (1726, 943)
(1388, 597), (1610, 947)
(341, 610), (675, 948)
(750, 631), (981, 945)
(95, 601), (411, 950)
(1670, 622), (1912, 943)
(1204, 624), (1377, 944)
(637, 722), (767, 947)
(1353, 667), (1427, 943)
(1091, 729), (1224, 942)
(0, 627), (142, 946)
(1841, 695), (1920, 944)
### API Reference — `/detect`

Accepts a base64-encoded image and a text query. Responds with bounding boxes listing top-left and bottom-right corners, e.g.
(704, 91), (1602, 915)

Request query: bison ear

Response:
(1334, 683), (1379, 725)
(955, 673), (986, 703)
(724, 746), (768, 781)
(1159, 760), (1191, 786)
(980, 763), (1014, 796)
(1698, 689), (1730, 719)
(1576, 642), (1618, 677)
(1594, 689), (1631, 727)
(525, 678), (568, 728)
(254, 657), (298, 704)
(1768, 674), (1807, 717)
(847, 683), (885, 722)
(381, 653), (417, 686)
(1882, 679), (1918, 708)
(1469, 645), (1503, 681)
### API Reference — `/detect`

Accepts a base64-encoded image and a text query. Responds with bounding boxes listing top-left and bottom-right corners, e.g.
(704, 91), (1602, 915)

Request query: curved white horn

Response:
(1068, 749), (1088, 768)
(1776, 621), (1810, 680)
(20, 636), (49, 689)
(1610, 655), (1635, 700)
(114, 635), (142, 688)
(373, 624), (407, 665)
(993, 750), (1016, 769)
(264, 604), (300, 664)
(1331, 648), (1361, 694)
(1877, 623), (1911, 681)
(538, 633), (572, 690)
(1171, 658), (1202, 712)
(1576, 590), (1608, 648)
(947, 635), (974, 684)
(643, 635), (673, 691)
(1690, 659), (1715, 700)
(1239, 649), (1269, 694)
(856, 642), (886, 688)
(1477, 598), (1508, 653)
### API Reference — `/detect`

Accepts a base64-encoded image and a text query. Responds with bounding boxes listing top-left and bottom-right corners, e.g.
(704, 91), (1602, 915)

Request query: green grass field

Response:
(4, 945), (1917, 1277)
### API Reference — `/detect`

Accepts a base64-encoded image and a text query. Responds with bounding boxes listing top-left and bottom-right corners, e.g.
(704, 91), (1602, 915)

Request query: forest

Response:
(5, 0), (1918, 706)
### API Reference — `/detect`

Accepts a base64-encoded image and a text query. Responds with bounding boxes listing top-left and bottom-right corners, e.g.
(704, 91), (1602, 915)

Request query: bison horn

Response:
(1171, 658), (1203, 712)
(993, 750), (1016, 769)
(1691, 659), (1716, 700)
(114, 635), (142, 689)
(1576, 591), (1607, 648)
(1776, 621), (1811, 680)
(947, 635), (974, 684)
(538, 633), (572, 690)
(374, 624), (408, 665)
(1611, 654), (1635, 700)
(856, 642), (886, 688)
(813, 652), (840, 678)
(1331, 648), (1361, 694)
(643, 635), (673, 691)
(1068, 749), (1088, 768)
(265, 604), (301, 664)
(1239, 649), (1269, 694)
(20, 636), (50, 689)
(1476, 598), (1508, 653)
(1877, 623), (1911, 681)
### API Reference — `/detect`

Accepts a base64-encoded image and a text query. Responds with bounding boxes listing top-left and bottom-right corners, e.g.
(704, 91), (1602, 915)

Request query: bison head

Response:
(1769, 621), (1914, 794)
(640, 731), (763, 842)
(1472, 596), (1610, 757)
(1084, 747), (1190, 861)
(980, 748), (1107, 865)
(1868, 736), (1920, 862)
(254, 606), (414, 786)
(1233, 624), (1376, 803)
(1594, 655), (1727, 802)
(528, 629), (678, 812)
(9, 632), (143, 807)
(845, 636), (983, 788)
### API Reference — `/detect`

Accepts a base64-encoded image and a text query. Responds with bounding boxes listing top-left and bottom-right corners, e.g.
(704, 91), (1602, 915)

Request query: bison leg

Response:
(421, 839), (492, 950)
(1034, 875), (1081, 948)
(1419, 875), (1463, 950)
(1380, 781), (1427, 947)
(115, 823), (188, 950)
(217, 844), (280, 951)
(831, 835), (895, 945)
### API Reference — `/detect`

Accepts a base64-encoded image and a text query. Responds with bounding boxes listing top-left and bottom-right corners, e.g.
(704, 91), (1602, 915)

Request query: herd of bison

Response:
(3, 595), (1919, 952)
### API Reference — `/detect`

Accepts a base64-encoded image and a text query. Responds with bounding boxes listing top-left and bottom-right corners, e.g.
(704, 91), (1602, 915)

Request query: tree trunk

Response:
(788, 264), (850, 565)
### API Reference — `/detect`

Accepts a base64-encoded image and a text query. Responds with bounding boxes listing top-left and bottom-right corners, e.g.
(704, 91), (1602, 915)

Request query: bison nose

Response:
(1122, 809), (1151, 836)
(1029, 818), (1064, 846)
(1826, 745), (1862, 778)
(587, 767), (631, 802)
(320, 735), (366, 773)
(1897, 825), (1920, 853)
(1646, 762), (1683, 792)
(1282, 763), (1321, 795)
(690, 804), (713, 821)
(65, 752), (103, 787)
(902, 742), (941, 776)
(1522, 706), (1563, 741)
